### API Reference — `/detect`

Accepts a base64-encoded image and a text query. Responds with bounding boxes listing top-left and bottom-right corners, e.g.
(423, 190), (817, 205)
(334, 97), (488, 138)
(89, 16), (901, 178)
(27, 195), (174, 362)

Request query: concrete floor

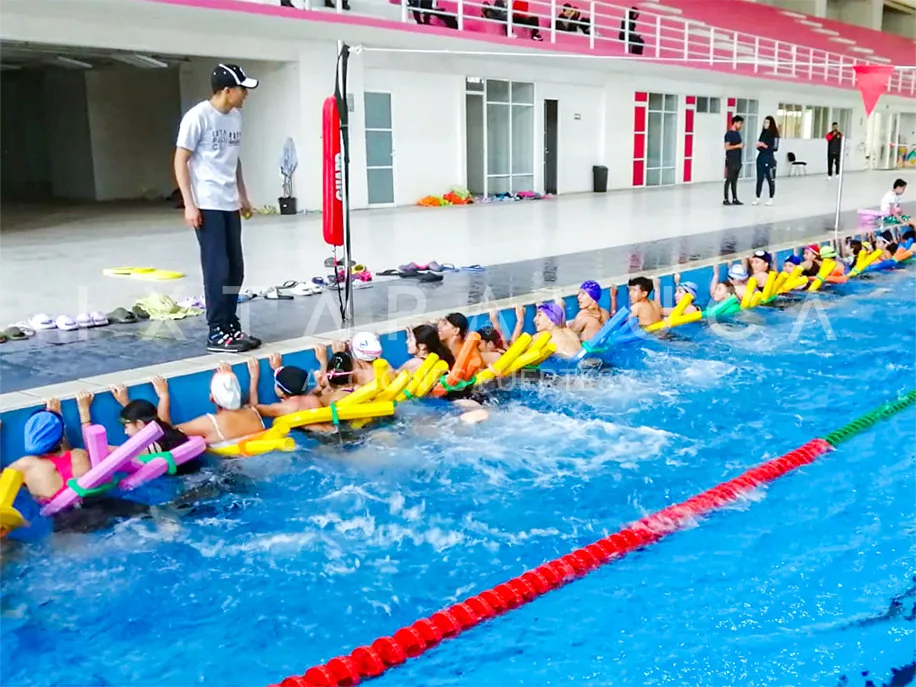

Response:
(0, 170), (900, 327)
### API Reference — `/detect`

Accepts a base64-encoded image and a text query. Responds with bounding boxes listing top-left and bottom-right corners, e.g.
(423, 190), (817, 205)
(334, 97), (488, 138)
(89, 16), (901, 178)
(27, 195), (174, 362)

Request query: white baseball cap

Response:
(210, 372), (242, 410)
(351, 332), (382, 362)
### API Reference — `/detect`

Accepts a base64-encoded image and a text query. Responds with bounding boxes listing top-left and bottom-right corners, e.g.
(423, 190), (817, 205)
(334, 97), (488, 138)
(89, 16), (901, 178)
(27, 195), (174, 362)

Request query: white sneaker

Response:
(752, 199), (760, 206)
(766, 199), (774, 206)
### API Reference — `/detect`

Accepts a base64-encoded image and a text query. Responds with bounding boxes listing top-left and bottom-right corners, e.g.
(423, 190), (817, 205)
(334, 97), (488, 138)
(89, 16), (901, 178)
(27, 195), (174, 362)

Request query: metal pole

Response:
(336, 41), (355, 325)
(833, 133), (846, 242)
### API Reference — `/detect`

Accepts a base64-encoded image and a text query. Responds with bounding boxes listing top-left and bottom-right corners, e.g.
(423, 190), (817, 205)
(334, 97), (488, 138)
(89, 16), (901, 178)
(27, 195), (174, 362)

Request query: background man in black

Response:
(826, 122), (843, 179)
(724, 115), (744, 206)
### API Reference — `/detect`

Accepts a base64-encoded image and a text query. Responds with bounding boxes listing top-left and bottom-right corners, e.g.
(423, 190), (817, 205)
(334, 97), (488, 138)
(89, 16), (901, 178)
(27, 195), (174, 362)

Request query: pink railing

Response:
(255, 0), (915, 95)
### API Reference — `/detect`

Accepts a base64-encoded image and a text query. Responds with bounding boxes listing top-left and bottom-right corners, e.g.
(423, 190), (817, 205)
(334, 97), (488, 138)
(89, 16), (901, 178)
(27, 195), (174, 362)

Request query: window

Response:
(779, 103), (837, 139)
(831, 107), (852, 135)
(777, 103), (804, 139)
(646, 92), (678, 187)
(696, 96), (721, 114)
(465, 78), (535, 196)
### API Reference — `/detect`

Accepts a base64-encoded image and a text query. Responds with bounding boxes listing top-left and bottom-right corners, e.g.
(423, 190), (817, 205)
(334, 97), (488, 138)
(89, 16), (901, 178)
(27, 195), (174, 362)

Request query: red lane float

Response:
(321, 96), (344, 247)
(273, 437), (832, 687)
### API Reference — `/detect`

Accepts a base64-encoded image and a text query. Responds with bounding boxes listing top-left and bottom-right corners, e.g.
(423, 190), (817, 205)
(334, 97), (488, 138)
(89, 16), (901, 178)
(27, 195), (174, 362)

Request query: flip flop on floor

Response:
(1, 326), (29, 340)
(107, 307), (138, 324)
(55, 315), (79, 332)
(28, 314), (56, 331)
(76, 313), (94, 328)
(399, 262), (428, 272)
(398, 269), (420, 278)
(289, 282), (322, 296)
(417, 272), (444, 283)
(90, 311), (109, 327)
(11, 322), (35, 337)
(237, 290), (256, 304)
(377, 269), (400, 277)
(438, 262), (459, 272)
(132, 305), (151, 321)
(461, 264), (485, 272)
(262, 287), (293, 300)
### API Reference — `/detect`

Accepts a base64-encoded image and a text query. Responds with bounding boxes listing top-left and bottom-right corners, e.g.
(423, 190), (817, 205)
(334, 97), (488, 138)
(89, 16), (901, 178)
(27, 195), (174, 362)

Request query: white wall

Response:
(44, 70), (95, 200)
(362, 68), (464, 205)
(540, 82), (604, 194)
(85, 67), (181, 200)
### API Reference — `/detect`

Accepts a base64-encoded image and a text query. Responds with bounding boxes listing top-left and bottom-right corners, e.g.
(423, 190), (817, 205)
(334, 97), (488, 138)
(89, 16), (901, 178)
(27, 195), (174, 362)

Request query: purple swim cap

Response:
(579, 280), (601, 304)
(537, 302), (565, 326)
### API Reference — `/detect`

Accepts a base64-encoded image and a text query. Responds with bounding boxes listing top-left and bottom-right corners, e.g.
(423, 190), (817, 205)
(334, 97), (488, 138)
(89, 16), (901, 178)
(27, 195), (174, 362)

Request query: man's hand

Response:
(240, 196), (252, 219)
(184, 204), (202, 229)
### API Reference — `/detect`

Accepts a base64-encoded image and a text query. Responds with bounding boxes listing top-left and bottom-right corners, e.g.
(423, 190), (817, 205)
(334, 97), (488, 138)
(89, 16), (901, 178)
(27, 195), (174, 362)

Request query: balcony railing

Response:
(242, 0), (915, 95)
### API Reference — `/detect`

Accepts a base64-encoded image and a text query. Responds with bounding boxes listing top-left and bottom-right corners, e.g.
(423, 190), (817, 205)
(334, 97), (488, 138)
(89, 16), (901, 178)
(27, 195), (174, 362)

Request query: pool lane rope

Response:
(273, 390), (916, 687)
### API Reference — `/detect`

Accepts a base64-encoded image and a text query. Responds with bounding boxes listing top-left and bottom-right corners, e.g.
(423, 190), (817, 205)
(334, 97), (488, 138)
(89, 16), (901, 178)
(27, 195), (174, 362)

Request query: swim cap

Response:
(351, 332), (382, 362)
(24, 410), (65, 455)
(877, 231), (894, 244)
(785, 255), (802, 266)
(819, 245), (837, 259)
(579, 280), (601, 304)
(752, 249), (772, 265)
(728, 264), (749, 281)
(477, 325), (504, 348)
(537, 302), (565, 327)
(275, 366), (308, 395)
(805, 244), (820, 256)
(327, 352), (354, 387)
(679, 281), (699, 299)
(210, 372), (242, 411)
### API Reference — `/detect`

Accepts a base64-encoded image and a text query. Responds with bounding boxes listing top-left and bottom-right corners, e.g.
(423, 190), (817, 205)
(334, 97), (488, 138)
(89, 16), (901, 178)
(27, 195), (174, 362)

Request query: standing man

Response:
(826, 122), (843, 179)
(175, 63), (261, 353)
(723, 115), (744, 206)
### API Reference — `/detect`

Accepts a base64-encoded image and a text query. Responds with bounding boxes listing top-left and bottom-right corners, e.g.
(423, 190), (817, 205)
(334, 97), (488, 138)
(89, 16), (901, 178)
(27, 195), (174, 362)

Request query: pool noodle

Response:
(39, 421), (164, 517)
(119, 436), (207, 491)
(571, 306), (631, 362)
(82, 424), (110, 469)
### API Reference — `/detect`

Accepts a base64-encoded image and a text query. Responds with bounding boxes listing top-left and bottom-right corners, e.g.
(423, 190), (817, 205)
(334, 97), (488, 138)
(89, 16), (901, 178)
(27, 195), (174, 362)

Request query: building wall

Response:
(882, 6), (916, 38)
(0, 71), (52, 200)
(44, 70), (96, 200)
(85, 67), (182, 201)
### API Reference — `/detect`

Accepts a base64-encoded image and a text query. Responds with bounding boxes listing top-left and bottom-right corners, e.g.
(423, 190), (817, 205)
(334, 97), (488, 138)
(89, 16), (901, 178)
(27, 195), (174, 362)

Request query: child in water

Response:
(626, 277), (663, 326)
(653, 274), (700, 315)
(178, 364), (265, 446)
(8, 400), (91, 503)
(400, 324), (455, 373)
(247, 353), (322, 418)
(476, 324), (506, 366)
(562, 280), (612, 342)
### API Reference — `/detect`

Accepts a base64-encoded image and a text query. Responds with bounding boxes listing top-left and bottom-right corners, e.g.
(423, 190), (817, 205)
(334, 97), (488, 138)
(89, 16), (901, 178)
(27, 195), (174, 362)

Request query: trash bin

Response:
(592, 165), (608, 193)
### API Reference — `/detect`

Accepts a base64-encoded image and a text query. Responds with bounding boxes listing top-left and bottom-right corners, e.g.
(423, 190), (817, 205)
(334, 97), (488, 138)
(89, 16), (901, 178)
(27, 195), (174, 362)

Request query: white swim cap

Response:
(351, 332), (382, 362)
(210, 372), (242, 410)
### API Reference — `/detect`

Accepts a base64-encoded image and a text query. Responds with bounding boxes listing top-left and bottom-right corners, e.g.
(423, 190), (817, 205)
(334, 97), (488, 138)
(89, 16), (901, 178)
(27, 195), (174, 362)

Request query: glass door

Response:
(646, 93), (677, 186)
(735, 98), (759, 179)
(465, 78), (534, 196)
(364, 92), (394, 205)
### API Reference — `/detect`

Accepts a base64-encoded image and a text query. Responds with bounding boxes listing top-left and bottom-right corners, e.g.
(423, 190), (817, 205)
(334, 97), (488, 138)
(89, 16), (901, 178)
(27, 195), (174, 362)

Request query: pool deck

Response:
(0, 170), (909, 409)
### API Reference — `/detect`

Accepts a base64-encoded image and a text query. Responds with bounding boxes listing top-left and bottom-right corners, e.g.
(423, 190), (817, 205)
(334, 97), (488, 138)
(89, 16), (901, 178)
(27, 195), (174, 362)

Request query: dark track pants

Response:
(755, 158), (775, 199)
(724, 160), (742, 202)
(827, 152), (840, 177)
(196, 209), (244, 334)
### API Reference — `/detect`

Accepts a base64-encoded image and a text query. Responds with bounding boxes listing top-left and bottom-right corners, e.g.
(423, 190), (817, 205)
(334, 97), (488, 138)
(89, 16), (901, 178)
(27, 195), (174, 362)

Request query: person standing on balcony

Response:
(619, 7), (645, 55)
(174, 64), (261, 354)
(826, 122), (843, 179)
(723, 115), (744, 206)
(753, 116), (780, 206)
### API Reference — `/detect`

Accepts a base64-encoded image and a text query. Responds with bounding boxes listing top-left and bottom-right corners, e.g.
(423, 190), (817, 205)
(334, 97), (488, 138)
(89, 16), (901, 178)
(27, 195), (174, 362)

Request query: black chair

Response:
(787, 152), (807, 176)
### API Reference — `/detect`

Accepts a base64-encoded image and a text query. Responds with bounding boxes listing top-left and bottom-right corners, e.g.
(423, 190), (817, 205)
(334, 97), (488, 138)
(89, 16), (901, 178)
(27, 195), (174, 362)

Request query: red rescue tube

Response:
(322, 96), (344, 247)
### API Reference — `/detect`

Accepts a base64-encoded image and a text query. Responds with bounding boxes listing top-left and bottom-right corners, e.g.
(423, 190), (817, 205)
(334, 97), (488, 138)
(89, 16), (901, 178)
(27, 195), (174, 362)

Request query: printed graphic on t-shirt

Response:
(210, 129), (242, 150)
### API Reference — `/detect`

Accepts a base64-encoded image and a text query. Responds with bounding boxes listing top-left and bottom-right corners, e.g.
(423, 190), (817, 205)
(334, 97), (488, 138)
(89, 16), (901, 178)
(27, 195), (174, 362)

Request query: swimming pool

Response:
(2, 269), (914, 687)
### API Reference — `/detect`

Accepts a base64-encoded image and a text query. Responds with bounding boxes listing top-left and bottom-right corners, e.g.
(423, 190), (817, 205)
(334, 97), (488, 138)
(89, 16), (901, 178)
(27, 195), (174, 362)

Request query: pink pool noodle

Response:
(119, 436), (207, 491)
(82, 424), (110, 469)
(40, 421), (164, 517)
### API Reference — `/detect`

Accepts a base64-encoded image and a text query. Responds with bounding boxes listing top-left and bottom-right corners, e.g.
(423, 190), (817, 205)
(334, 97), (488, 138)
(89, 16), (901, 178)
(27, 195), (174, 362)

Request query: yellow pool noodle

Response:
(401, 354), (440, 399)
(760, 271), (778, 302)
(808, 259), (836, 292)
(0, 469), (26, 534)
(336, 380), (380, 407)
(527, 332), (552, 354)
(749, 292), (762, 308)
(740, 277), (759, 309)
(668, 309), (704, 327)
(373, 359), (391, 390)
(477, 334), (533, 384)
(376, 370), (411, 402)
(413, 361), (449, 398)
(276, 402), (395, 431)
(776, 266), (805, 294)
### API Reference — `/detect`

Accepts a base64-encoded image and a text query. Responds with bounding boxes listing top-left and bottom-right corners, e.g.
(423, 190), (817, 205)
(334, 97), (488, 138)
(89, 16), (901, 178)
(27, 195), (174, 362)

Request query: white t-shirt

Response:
(880, 189), (900, 216)
(176, 101), (243, 212)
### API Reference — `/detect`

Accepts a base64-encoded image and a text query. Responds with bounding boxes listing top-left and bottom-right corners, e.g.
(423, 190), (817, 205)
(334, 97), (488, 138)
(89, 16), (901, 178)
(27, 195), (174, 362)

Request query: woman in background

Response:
(753, 116), (780, 206)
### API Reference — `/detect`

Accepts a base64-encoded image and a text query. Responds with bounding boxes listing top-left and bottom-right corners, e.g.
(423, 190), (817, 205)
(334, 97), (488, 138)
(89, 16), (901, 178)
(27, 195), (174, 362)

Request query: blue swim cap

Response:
(24, 410), (65, 455)
(679, 281), (699, 299)
(785, 255), (802, 266)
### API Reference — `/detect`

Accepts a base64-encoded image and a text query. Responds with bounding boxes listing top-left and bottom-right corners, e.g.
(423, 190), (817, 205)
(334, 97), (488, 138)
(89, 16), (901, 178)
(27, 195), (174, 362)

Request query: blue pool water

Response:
(2, 270), (915, 687)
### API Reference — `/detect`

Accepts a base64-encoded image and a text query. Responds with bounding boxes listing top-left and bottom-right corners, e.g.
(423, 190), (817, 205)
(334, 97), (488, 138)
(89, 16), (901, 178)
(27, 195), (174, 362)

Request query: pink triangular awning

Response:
(853, 65), (895, 116)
